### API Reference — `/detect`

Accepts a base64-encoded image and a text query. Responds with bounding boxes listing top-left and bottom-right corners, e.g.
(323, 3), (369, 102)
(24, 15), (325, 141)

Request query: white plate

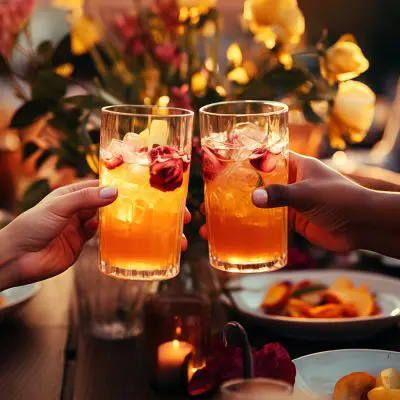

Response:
(0, 283), (41, 318)
(293, 349), (400, 398)
(221, 269), (400, 340)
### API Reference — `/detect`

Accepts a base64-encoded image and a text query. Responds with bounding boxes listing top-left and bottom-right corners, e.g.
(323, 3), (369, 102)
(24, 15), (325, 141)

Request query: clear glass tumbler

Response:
(99, 105), (194, 280)
(200, 101), (289, 273)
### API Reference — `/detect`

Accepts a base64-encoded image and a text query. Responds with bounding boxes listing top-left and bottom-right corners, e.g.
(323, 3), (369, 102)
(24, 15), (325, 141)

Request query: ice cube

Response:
(149, 120), (169, 147)
(123, 132), (141, 151)
(234, 122), (266, 146)
(132, 199), (148, 224)
(268, 140), (286, 155)
(116, 199), (133, 223)
(108, 138), (125, 157)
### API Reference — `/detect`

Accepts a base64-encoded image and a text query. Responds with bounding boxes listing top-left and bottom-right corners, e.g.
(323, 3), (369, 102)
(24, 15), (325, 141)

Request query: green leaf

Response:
(292, 52), (321, 75)
(18, 179), (51, 213)
(10, 99), (56, 128)
(62, 95), (109, 109)
(0, 53), (12, 77)
(31, 70), (67, 101)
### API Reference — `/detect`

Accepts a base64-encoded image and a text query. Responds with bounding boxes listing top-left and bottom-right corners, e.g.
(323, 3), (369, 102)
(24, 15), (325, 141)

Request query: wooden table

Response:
(0, 255), (399, 400)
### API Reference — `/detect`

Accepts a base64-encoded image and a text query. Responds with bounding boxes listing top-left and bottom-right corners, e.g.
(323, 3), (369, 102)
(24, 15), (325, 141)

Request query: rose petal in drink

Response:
(201, 146), (225, 182)
(250, 148), (277, 173)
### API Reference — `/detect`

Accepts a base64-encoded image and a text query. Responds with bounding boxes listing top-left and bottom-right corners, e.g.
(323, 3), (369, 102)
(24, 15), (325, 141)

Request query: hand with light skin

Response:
(201, 152), (400, 259)
(0, 180), (191, 291)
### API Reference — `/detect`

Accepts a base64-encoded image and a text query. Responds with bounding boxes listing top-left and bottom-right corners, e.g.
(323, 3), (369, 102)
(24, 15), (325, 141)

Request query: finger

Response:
(184, 208), (191, 224)
(83, 217), (98, 238)
(77, 208), (97, 222)
(45, 180), (100, 201)
(199, 224), (207, 240)
(181, 234), (188, 251)
(50, 186), (118, 218)
(252, 182), (309, 210)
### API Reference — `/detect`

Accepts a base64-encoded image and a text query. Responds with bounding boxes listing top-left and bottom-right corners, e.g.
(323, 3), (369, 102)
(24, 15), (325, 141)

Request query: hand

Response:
(251, 152), (371, 252)
(0, 180), (191, 289)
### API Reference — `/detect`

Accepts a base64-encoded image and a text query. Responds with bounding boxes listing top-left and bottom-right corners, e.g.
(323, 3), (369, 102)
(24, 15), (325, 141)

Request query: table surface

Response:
(0, 254), (399, 400)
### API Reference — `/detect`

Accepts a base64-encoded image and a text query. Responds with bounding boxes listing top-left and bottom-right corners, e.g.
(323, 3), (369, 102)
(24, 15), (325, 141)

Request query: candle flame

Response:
(175, 326), (182, 336)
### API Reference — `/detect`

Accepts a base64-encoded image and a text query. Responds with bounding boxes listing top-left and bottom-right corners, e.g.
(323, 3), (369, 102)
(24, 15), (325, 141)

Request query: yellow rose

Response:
(250, 0), (297, 26)
(322, 35), (369, 82)
(329, 80), (375, 147)
(71, 16), (101, 55)
(191, 71), (208, 94)
(227, 67), (250, 85)
(245, 0), (304, 47)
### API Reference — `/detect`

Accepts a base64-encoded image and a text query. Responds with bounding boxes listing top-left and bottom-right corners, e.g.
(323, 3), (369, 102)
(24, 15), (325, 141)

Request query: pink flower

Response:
(188, 335), (296, 396)
(0, 0), (35, 58)
(154, 42), (181, 67)
(169, 85), (193, 111)
(151, 0), (180, 34)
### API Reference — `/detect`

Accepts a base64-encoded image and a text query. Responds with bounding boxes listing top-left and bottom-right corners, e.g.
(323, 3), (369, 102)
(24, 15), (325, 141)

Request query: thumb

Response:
(49, 186), (118, 218)
(252, 183), (309, 210)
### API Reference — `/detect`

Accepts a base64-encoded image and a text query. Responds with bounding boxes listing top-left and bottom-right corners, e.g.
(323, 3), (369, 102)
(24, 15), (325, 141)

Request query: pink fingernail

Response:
(252, 188), (268, 207)
(99, 187), (117, 199)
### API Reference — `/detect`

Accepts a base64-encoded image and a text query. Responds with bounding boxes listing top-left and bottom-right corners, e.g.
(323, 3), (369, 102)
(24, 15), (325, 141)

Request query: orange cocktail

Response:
(99, 105), (193, 280)
(200, 101), (288, 273)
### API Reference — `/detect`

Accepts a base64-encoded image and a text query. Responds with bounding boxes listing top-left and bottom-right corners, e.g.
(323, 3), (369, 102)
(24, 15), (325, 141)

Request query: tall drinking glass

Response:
(200, 101), (288, 273)
(99, 105), (194, 280)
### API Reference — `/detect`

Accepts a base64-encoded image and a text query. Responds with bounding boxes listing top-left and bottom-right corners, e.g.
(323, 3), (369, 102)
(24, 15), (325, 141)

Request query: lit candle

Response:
(157, 339), (194, 386)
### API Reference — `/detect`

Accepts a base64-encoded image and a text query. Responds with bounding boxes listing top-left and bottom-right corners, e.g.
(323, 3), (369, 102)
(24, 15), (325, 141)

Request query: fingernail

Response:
(99, 186), (117, 199)
(252, 188), (268, 207)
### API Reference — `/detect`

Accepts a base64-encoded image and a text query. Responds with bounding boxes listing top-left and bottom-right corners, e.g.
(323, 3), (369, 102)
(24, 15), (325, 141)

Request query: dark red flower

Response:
(131, 38), (146, 56)
(169, 85), (194, 111)
(149, 146), (187, 192)
(188, 335), (296, 396)
(154, 42), (181, 67)
(287, 247), (318, 270)
(201, 146), (225, 182)
(249, 148), (277, 173)
(151, 0), (180, 34)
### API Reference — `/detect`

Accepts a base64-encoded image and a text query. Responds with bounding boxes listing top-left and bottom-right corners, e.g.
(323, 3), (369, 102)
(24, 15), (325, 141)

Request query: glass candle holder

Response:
(143, 291), (211, 390)
(221, 378), (292, 400)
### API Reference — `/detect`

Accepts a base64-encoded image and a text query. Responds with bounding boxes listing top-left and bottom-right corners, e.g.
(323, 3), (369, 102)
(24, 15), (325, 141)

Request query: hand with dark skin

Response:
(0, 180), (191, 291)
(201, 152), (400, 259)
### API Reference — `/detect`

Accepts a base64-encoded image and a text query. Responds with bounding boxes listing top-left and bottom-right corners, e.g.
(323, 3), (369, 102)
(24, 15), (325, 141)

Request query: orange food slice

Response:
(330, 288), (375, 317)
(333, 372), (376, 400)
(309, 304), (344, 318)
(287, 298), (311, 318)
(261, 281), (292, 315)
(331, 276), (353, 290)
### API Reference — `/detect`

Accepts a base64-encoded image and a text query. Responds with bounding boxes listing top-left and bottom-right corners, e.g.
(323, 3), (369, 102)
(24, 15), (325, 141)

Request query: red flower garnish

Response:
(188, 336), (296, 396)
(103, 155), (123, 170)
(249, 148), (277, 173)
(201, 146), (225, 182)
(149, 146), (187, 192)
